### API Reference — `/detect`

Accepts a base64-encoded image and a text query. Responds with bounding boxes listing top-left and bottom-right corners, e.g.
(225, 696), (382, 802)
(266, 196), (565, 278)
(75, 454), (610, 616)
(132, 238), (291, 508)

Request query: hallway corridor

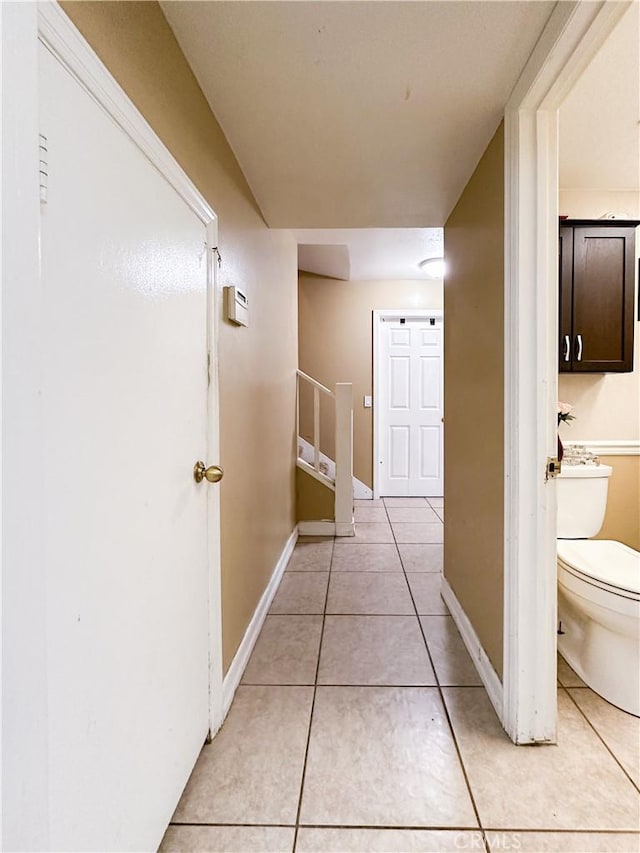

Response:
(161, 498), (639, 853)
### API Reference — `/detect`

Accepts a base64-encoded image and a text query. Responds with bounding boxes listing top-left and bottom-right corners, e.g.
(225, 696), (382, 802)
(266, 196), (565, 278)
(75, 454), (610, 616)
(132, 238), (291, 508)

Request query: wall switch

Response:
(363, 395), (372, 408)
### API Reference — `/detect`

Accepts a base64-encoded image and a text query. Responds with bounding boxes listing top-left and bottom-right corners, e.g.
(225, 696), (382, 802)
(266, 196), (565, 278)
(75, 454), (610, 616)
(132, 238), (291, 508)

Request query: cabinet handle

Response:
(563, 335), (570, 362)
(576, 334), (583, 361)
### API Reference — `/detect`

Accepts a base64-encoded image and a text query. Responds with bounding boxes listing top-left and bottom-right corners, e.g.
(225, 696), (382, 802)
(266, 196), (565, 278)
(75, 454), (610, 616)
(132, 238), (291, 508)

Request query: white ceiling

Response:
(161, 0), (555, 229)
(296, 228), (443, 281)
(161, 1), (637, 281)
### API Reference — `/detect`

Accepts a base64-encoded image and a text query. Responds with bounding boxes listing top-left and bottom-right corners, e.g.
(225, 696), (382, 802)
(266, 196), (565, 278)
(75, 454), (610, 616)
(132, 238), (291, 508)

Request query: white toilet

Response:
(557, 463), (640, 716)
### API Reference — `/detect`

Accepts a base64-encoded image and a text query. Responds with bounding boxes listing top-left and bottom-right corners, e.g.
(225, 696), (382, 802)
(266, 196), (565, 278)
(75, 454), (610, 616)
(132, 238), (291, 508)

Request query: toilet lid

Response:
(557, 540), (640, 595)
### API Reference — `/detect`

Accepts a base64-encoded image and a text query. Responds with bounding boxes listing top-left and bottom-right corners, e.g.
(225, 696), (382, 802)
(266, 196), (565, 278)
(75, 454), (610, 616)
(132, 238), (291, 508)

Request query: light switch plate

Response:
(363, 395), (372, 408)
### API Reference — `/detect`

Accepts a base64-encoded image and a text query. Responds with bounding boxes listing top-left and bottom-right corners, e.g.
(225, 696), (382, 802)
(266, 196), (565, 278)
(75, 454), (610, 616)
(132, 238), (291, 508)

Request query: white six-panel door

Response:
(375, 313), (443, 497)
(39, 39), (215, 852)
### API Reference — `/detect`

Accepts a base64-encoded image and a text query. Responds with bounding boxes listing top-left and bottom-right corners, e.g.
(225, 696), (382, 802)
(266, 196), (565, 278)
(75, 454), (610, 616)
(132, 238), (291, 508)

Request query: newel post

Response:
(334, 382), (354, 536)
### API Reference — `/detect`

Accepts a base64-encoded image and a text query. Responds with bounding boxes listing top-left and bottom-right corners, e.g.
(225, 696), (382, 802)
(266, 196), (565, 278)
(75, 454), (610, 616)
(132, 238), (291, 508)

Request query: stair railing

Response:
(296, 369), (354, 536)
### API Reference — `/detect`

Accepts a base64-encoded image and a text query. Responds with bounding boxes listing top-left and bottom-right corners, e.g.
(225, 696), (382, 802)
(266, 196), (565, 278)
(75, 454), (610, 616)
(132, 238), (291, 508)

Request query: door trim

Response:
(503, 0), (631, 743)
(37, 0), (223, 735)
(37, 4), (215, 226)
(372, 309), (444, 500)
(2, 18), (223, 845)
(2, 3), (50, 847)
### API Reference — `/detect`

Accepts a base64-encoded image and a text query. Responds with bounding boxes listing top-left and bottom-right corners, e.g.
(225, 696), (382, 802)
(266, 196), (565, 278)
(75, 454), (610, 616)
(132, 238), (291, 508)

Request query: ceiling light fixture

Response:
(418, 257), (446, 278)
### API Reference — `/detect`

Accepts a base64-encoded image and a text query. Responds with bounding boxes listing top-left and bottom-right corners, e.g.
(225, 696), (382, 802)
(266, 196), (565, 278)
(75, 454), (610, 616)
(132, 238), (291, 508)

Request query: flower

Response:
(557, 401), (575, 427)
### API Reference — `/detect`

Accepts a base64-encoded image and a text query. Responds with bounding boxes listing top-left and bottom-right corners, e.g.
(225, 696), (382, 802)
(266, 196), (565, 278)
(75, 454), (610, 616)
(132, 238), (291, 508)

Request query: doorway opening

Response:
(373, 310), (444, 499)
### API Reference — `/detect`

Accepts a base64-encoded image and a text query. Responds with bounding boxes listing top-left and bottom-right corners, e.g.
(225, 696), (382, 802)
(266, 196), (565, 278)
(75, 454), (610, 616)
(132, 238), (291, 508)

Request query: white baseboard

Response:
(298, 520), (336, 536)
(298, 436), (373, 499)
(355, 482), (373, 500)
(335, 521), (356, 537)
(298, 519), (355, 537)
(221, 526), (299, 719)
(440, 576), (504, 723)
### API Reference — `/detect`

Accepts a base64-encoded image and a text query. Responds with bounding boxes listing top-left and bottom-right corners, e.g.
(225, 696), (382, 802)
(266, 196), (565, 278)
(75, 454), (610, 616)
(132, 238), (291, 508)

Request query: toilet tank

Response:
(556, 464), (612, 538)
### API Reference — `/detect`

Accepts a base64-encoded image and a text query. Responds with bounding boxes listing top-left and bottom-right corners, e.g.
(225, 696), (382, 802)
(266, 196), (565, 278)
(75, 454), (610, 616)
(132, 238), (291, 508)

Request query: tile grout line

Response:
(291, 534), (336, 853)
(171, 821), (639, 835)
(271, 610), (446, 617)
(559, 684), (640, 794)
(169, 525), (636, 848)
(286, 569), (445, 574)
(242, 683), (489, 689)
(384, 498), (488, 847)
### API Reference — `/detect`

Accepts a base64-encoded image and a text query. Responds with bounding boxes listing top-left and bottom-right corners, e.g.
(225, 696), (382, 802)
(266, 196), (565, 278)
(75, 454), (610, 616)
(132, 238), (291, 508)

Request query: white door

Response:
(376, 314), (443, 497)
(39, 42), (216, 852)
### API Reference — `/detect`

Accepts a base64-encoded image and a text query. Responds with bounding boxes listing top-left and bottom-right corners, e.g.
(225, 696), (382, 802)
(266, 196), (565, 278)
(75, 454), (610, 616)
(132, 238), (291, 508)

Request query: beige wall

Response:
(558, 189), (639, 551)
(298, 274), (443, 488)
(63, 2), (298, 673)
(443, 123), (505, 679)
(296, 469), (335, 522)
(596, 456), (640, 551)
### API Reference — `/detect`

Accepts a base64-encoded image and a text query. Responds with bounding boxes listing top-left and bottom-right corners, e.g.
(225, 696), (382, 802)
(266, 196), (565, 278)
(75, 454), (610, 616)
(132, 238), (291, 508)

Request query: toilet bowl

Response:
(556, 464), (640, 717)
(557, 539), (639, 715)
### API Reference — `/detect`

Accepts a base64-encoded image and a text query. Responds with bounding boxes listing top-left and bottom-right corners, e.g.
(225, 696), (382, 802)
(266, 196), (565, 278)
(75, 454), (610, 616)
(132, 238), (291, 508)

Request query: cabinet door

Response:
(559, 227), (574, 372)
(572, 226), (635, 372)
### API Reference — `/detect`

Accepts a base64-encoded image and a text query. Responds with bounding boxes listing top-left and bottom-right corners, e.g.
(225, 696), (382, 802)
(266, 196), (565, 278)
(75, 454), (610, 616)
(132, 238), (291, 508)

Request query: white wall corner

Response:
(219, 526), (299, 725)
(440, 576), (504, 723)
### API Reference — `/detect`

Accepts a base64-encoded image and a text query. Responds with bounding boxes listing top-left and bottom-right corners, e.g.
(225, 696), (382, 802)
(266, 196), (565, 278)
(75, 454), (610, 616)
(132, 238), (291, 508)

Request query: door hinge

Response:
(39, 133), (48, 204)
(545, 456), (561, 481)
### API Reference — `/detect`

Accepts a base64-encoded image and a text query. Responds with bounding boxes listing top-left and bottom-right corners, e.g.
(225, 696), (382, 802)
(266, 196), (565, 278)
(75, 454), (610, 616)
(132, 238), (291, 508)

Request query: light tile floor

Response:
(161, 497), (640, 853)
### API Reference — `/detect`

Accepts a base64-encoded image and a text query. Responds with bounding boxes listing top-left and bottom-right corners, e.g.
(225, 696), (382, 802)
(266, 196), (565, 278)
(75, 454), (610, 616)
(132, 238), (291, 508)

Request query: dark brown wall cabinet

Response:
(559, 219), (638, 373)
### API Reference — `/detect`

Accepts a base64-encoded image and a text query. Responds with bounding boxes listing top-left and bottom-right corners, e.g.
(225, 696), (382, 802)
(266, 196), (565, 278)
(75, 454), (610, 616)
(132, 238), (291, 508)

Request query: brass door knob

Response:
(193, 461), (224, 484)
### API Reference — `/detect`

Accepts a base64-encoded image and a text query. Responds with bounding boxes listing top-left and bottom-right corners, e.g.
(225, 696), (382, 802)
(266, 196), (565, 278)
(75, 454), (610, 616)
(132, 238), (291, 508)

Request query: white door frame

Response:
(1, 3), (223, 844)
(373, 309), (444, 500)
(39, 0), (224, 736)
(503, 0), (631, 743)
